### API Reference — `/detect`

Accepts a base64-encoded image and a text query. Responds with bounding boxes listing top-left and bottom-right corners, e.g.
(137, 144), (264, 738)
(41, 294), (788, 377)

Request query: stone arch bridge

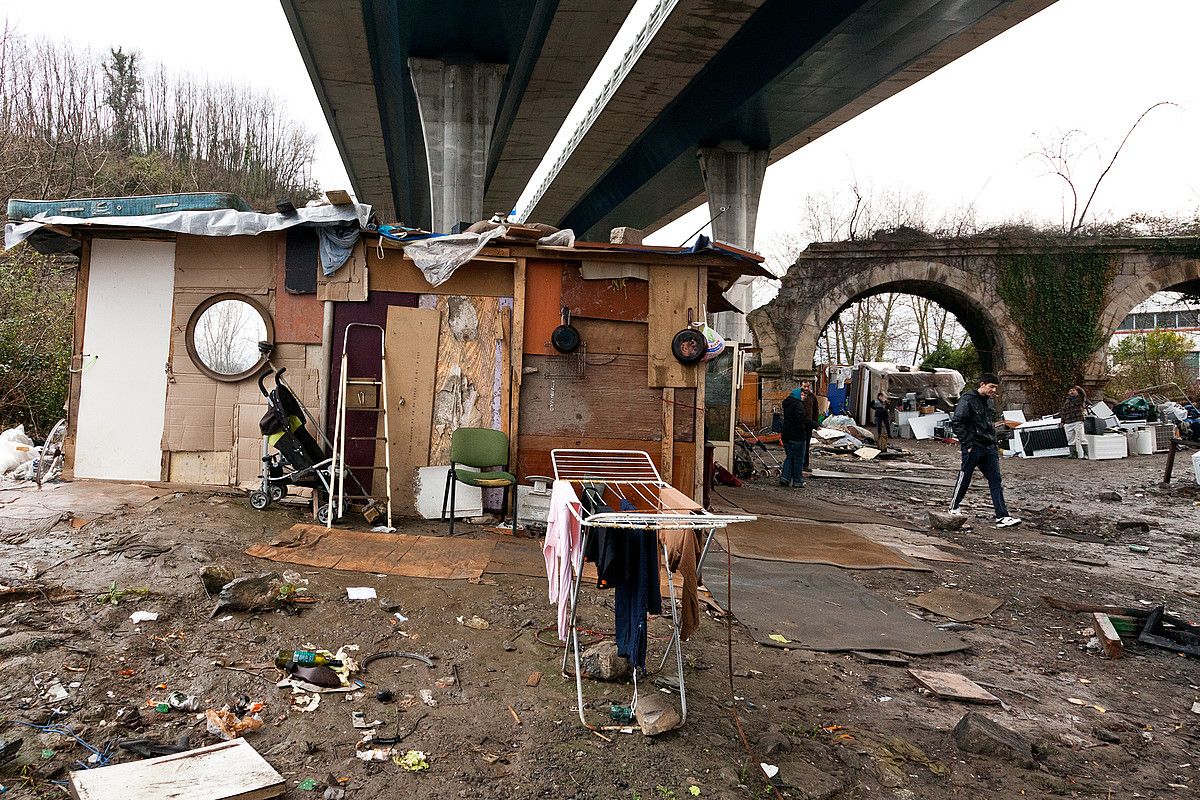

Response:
(749, 237), (1200, 410)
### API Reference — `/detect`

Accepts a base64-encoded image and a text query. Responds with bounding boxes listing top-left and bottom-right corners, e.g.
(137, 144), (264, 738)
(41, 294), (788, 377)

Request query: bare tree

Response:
(1030, 101), (1178, 235)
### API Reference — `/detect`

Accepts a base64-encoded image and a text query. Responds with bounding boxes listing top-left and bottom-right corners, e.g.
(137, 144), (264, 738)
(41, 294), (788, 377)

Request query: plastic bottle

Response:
(274, 650), (343, 670)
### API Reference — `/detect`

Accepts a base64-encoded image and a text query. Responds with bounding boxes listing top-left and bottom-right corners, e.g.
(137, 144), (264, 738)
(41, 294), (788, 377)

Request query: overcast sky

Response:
(5, 0), (1200, 254)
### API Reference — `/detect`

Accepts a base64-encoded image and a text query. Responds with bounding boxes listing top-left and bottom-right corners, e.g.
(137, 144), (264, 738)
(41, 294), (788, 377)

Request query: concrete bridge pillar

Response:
(409, 58), (508, 233)
(698, 141), (768, 343)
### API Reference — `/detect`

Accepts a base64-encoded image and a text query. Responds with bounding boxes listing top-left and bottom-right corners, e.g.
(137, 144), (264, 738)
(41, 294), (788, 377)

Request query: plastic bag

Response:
(1192, 450), (1200, 487)
(0, 438), (35, 475)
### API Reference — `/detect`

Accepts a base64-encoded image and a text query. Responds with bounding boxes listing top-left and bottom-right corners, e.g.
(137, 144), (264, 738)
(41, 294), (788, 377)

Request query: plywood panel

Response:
(561, 263), (648, 322)
(522, 259), (564, 356)
(385, 306), (440, 513)
(168, 451), (232, 485)
(69, 738), (283, 800)
(673, 388), (698, 442)
(424, 295), (511, 466)
(647, 264), (702, 388)
(519, 354), (663, 440)
(672, 441), (696, 500)
(572, 318), (647, 355)
(370, 252), (514, 297)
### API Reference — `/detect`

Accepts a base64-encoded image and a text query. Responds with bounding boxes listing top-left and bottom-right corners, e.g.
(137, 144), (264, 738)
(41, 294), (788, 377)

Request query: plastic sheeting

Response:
(4, 202), (372, 251)
(403, 226), (509, 287)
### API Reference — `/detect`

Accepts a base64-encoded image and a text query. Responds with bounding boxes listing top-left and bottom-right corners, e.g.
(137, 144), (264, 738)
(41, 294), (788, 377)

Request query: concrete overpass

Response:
(285, 1), (1056, 238)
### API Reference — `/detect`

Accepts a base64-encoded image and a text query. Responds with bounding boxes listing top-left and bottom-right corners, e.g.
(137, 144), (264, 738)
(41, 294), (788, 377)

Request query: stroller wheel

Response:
(316, 504), (332, 525)
(249, 490), (271, 511)
(269, 484), (288, 502)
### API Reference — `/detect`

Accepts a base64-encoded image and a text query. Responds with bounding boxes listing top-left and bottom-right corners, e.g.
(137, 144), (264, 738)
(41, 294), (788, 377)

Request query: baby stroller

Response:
(250, 367), (342, 524)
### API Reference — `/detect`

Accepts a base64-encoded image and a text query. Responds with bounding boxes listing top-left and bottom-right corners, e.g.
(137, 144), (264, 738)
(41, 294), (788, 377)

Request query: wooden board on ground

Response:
(1092, 612), (1124, 659)
(69, 738), (283, 800)
(247, 524), (496, 580)
(908, 669), (1001, 704)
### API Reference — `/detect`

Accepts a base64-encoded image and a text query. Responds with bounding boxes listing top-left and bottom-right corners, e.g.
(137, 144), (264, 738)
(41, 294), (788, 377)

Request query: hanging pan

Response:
(671, 308), (707, 365)
(551, 307), (581, 353)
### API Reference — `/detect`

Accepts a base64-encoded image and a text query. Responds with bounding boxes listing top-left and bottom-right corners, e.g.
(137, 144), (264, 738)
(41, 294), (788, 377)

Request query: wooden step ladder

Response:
(328, 323), (393, 529)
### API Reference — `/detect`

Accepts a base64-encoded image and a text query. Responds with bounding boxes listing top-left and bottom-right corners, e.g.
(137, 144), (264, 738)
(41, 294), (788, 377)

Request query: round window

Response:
(185, 293), (274, 381)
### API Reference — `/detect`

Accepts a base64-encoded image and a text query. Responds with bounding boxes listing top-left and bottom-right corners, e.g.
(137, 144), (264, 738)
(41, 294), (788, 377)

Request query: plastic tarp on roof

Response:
(4, 203), (372, 252)
(860, 363), (966, 403)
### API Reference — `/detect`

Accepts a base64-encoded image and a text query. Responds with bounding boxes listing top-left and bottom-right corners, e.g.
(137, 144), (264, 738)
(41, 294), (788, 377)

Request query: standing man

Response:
(872, 392), (892, 452)
(1060, 385), (1087, 459)
(801, 380), (818, 475)
(780, 387), (811, 488)
(948, 373), (1021, 528)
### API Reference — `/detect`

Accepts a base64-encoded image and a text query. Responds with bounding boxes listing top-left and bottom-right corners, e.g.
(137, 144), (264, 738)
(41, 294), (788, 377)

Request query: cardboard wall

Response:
(163, 233), (324, 486)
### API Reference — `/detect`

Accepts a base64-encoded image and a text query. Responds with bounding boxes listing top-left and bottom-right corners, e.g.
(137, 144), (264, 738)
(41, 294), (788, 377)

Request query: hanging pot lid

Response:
(671, 308), (706, 365)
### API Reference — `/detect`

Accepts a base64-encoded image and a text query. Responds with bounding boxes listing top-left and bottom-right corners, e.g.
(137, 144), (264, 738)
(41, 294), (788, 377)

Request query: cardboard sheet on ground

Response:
(704, 555), (969, 655)
(483, 538), (598, 582)
(910, 587), (1002, 621)
(716, 518), (929, 571)
(247, 524), (496, 580)
(851, 525), (971, 564)
(712, 486), (918, 530)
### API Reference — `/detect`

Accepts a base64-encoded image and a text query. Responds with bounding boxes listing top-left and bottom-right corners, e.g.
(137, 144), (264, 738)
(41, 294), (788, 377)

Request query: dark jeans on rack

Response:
(949, 444), (1008, 518)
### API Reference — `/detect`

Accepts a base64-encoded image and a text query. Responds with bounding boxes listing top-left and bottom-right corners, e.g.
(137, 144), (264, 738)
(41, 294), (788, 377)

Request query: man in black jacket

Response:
(948, 373), (1021, 528)
(780, 387), (811, 488)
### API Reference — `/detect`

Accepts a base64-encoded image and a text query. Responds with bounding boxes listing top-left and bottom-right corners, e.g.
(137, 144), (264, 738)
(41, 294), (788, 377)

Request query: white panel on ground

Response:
(415, 465), (483, 519)
(74, 239), (176, 481)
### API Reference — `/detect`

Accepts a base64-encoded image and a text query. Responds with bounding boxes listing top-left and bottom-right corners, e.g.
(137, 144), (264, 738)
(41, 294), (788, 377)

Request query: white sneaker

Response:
(995, 516), (1021, 528)
(947, 508), (965, 517)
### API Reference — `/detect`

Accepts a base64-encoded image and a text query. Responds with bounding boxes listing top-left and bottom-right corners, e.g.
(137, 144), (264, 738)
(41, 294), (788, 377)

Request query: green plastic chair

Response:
(440, 427), (518, 534)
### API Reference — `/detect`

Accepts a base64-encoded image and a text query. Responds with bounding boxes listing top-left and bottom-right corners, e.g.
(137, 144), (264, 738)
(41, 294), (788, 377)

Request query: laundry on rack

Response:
(662, 528), (702, 641)
(580, 486), (622, 588)
(544, 480), (582, 641)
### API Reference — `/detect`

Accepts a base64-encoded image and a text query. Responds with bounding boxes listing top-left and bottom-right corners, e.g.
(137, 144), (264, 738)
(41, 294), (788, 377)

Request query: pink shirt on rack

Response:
(543, 480), (582, 641)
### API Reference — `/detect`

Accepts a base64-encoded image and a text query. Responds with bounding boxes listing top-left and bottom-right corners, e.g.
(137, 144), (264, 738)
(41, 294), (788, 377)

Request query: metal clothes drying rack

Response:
(550, 448), (755, 730)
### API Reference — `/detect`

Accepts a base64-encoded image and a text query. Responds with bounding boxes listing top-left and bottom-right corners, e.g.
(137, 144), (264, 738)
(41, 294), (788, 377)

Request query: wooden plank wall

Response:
(647, 263), (701, 388)
(384, 306), (440, 511)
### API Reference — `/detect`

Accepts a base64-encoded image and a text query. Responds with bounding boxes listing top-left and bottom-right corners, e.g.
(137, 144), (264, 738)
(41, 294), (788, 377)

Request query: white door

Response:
(74, 239), (176, 481)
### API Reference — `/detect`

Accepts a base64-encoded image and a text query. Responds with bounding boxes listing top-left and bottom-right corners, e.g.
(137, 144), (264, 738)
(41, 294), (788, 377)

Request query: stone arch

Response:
(789, 259), (1028, 377)
(1086, 257), (1200, 378)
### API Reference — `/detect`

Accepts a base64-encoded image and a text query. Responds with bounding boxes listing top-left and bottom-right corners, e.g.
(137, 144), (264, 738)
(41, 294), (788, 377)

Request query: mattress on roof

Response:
(6, 193), (252, 220)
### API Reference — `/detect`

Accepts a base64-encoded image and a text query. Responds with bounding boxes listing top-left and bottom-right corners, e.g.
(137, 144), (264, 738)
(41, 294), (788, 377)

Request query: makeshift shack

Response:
(847, 362), (965, 428)
(5, 194), (768, 516)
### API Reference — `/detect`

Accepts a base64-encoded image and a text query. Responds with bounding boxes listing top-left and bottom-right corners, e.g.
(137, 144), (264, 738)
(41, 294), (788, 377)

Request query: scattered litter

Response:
(434, 675), (457, 689)
(393, 612), (409, 623)
(393, 750), (428, 772)
(689, 786), (701, 797)
(346, 587), (377, 601)
(129, 611), (159, 624)
(1191, 702), (1200, 715)
(1128, 544), (1151, 553)
(507, 705), (521, 725)
(351, 711), (382, 729)
(768, 634), (791, 644)
(370, 525), (396, 533)
(418, 689), (438, 708)
(291, 693), (321, 713)
(854, 447), (881, 460)
(298, 777), (319, 791)
(165, 692), (201, 712)
(205, 706), (265, 740)
(43, 681), (69, 702)
(760, 763), (779, 779)
(1067, 697), (1086, 706)
(526, 671), (542, 687)
(911, 587), (1002, 622)
(96, 582), (149, 605)
(457, 615), (489, 630)
(360, 650), (435, 672)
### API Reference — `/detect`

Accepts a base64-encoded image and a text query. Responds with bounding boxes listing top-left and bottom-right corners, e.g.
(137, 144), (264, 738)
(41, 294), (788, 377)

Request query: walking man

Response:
(1060, 385), (1087, 459)
(872, 392), (892, 452)
(948, 373), (1021, 528)
(780, 387), (811, 488)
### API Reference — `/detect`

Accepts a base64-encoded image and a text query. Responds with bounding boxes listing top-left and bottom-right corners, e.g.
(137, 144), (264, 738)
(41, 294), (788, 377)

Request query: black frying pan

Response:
(671, 309), (706, 365)
(551, 307), (581, 353)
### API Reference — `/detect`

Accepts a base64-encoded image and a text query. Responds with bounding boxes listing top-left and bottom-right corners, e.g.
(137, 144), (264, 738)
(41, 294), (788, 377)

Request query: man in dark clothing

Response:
(801, 381), (818, 473)
(948, 373), (1021, 528)
(872, 392), (892, 452)
(780, 387), (811, 487)
(1060, 385), (1087, 459)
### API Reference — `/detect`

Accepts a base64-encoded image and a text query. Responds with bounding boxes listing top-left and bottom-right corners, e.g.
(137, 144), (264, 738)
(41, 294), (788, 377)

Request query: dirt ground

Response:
(1, 439), (1198, 799)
